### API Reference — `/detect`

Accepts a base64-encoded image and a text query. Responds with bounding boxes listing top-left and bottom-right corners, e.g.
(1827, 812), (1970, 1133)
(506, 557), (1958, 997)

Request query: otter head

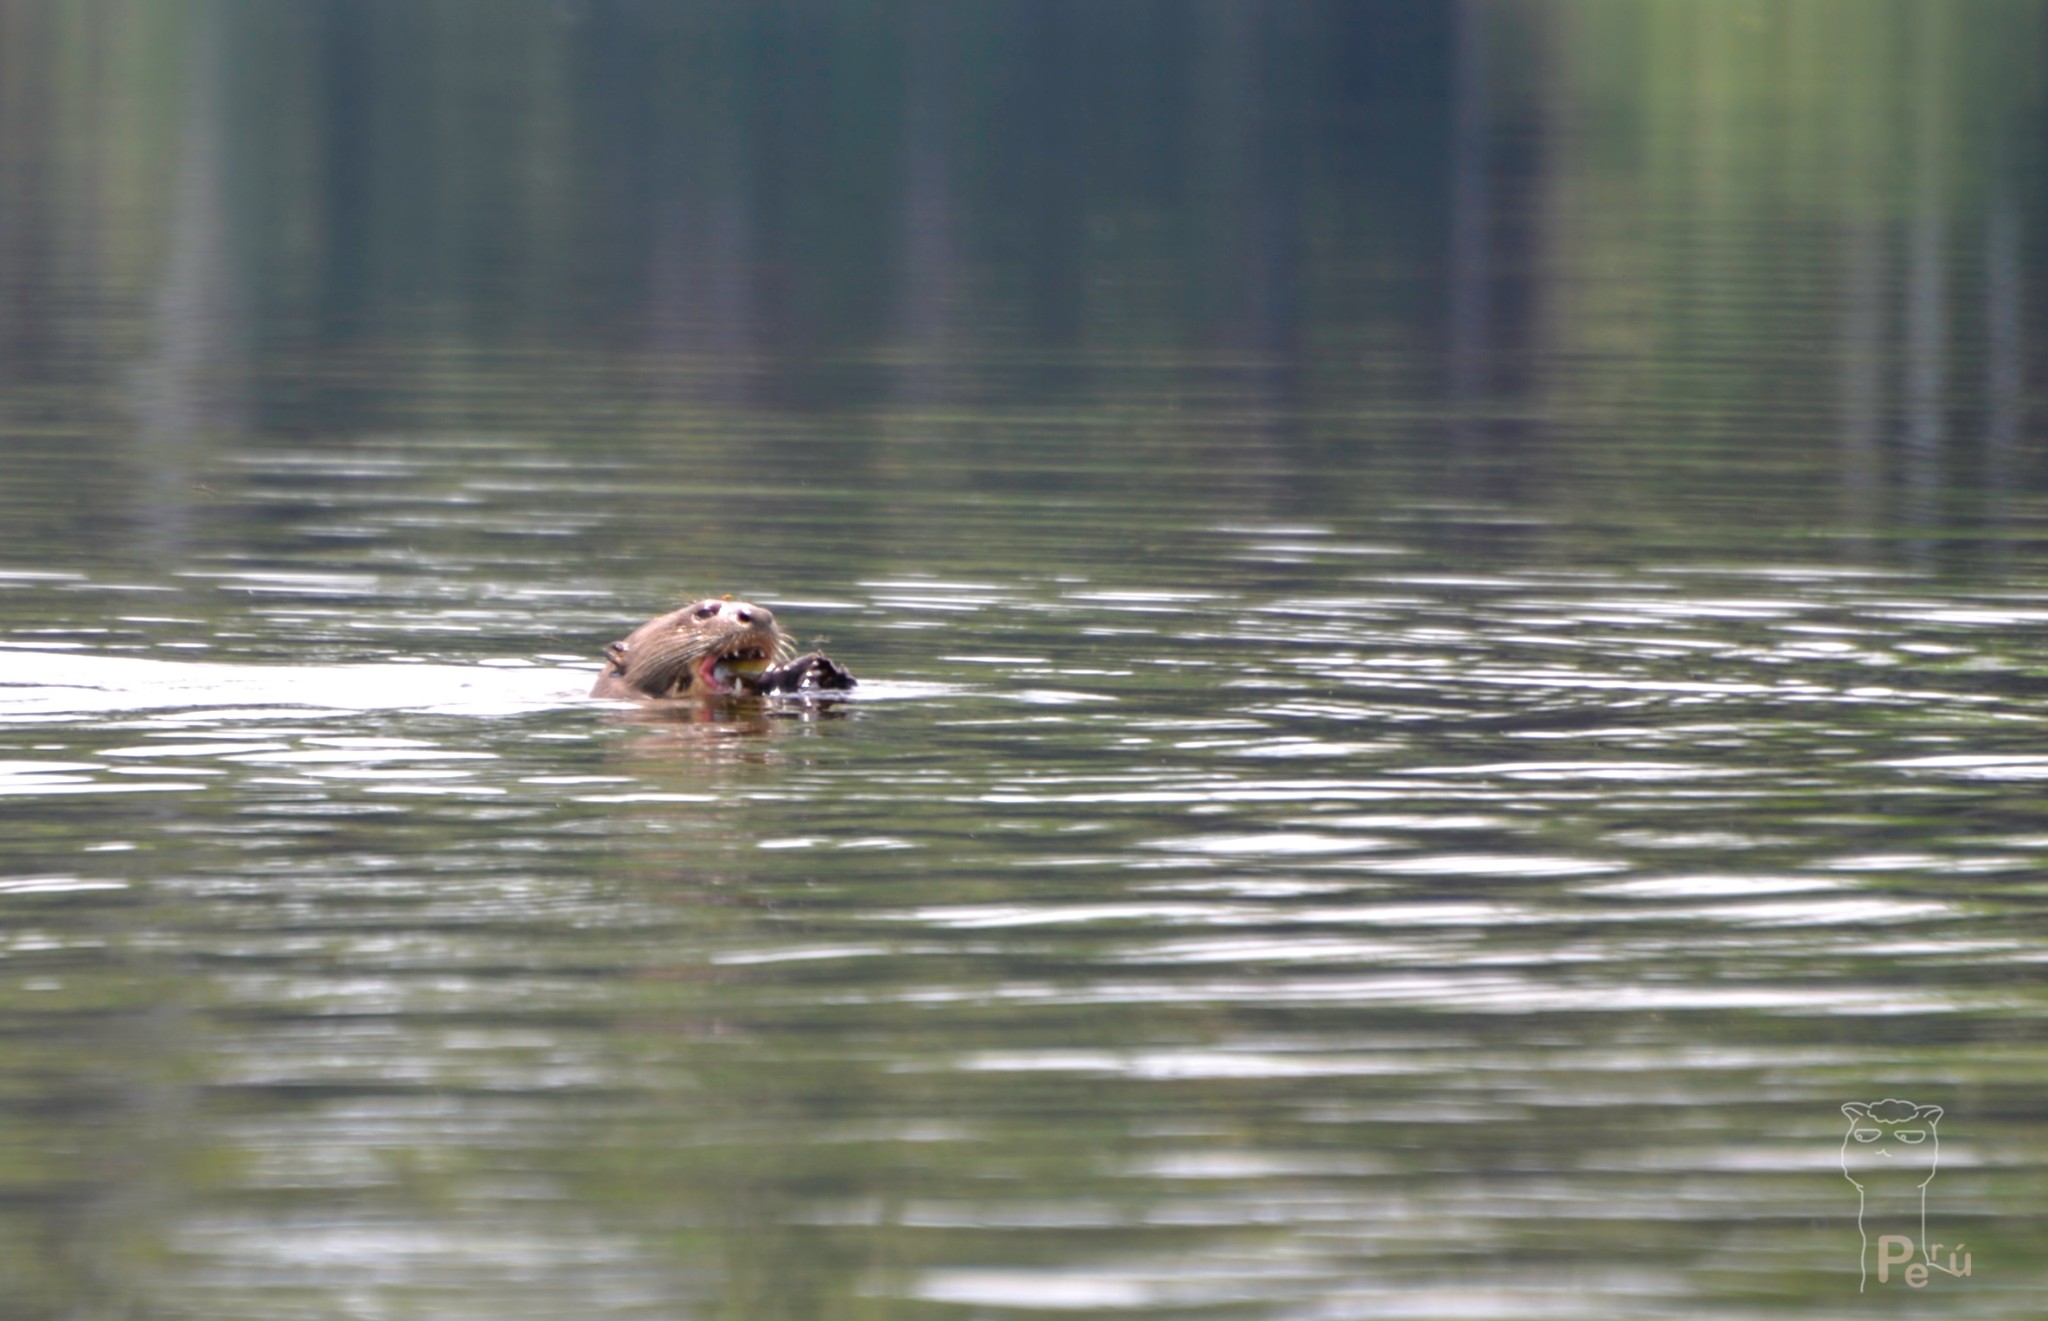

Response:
(595, 597), (794, 699)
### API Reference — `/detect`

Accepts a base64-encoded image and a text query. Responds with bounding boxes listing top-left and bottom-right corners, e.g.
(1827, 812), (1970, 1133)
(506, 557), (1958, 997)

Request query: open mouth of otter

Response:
(596, 600), (851, 702)
(699, 646), (774, 695)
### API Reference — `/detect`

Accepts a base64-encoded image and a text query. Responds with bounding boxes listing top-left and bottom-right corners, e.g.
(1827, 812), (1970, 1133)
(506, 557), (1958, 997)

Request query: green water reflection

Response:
(2, 2), (2047, 1318)
(1, 1), (2042, 576)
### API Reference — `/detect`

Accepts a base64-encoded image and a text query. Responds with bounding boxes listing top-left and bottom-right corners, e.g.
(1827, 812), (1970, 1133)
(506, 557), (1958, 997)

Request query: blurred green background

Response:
(1, 0), (2042, 583)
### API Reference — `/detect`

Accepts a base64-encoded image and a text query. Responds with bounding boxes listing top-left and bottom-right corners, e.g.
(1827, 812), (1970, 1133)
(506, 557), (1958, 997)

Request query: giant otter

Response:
(592, 598), (856, 701)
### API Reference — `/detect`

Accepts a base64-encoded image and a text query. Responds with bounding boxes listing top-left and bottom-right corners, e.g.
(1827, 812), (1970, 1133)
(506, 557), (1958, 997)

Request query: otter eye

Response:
(693, 602), (719, 620)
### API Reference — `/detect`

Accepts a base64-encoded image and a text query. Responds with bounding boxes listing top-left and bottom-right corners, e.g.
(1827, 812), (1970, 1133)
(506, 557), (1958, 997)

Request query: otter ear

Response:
(1842, 1102), (1872, 1121)
(605, 641), (629, 674)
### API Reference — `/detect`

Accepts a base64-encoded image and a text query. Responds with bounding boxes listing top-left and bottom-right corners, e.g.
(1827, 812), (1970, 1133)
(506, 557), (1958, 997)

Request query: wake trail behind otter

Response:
(0, 650), (926, 719)
(0, 650), (593, 717)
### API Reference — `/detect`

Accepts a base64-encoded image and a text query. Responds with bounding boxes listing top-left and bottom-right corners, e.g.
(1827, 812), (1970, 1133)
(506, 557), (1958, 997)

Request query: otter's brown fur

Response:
(593, 598), (854, 700)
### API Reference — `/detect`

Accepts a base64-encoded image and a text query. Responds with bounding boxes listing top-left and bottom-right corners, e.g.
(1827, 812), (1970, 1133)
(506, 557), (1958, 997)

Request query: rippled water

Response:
(5, 2), (2048, 1317)
(7, 537), (2048, 1316)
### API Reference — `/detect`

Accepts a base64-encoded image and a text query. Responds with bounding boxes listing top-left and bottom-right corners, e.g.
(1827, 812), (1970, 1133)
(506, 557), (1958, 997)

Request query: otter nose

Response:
(733, 604), (772, 627)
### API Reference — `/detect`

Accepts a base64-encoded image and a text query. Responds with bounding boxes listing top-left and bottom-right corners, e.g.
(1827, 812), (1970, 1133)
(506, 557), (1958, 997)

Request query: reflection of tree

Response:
(133, 0), (248, 567)
(1902, 1), (1949, 570)
(0, 2), (2041, 573)
(1447, 0), (1491, 422)
(1532, 1), (2040, 570)
(1983, 199), (2022, 575)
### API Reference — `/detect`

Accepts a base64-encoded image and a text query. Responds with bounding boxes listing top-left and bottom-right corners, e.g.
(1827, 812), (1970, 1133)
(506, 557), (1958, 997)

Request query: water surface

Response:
(2, 3), (2047, 1317)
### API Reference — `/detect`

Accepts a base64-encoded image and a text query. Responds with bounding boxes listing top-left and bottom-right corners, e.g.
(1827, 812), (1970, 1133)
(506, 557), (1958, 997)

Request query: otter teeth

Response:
(711, 651), (771, 684)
